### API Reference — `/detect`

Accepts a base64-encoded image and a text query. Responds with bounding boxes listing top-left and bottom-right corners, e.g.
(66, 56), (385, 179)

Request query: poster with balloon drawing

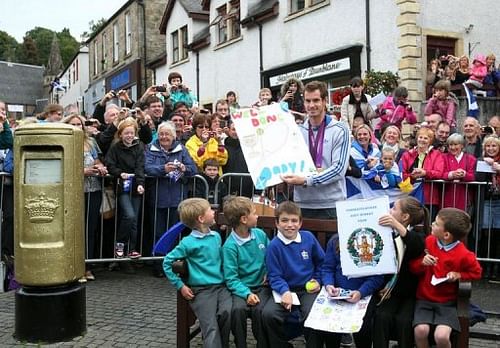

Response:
(231, 103), (316, 189)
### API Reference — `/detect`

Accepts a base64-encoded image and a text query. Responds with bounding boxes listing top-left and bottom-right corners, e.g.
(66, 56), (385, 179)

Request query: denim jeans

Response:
(117, 193), (142, 251)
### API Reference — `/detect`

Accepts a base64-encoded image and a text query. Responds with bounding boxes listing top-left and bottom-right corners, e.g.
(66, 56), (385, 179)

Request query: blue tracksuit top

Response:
(321, 235), (384, 298)
(266, 230), (325, 295)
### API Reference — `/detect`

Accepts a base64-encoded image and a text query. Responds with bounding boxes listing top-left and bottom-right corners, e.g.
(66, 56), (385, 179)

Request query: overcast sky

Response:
(0, 0), (127, 42)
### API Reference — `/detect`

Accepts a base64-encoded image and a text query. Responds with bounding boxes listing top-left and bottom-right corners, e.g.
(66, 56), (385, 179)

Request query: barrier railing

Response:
(422, 179), (498, 263)
(0, 173), (498, 266)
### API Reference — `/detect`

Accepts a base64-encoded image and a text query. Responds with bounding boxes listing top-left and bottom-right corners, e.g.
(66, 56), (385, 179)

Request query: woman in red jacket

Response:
(441, 133), (477, 211)
(400, 127), (444, 220)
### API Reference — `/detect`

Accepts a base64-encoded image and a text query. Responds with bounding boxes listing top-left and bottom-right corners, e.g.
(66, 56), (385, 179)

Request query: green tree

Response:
(18, 36), (39, 65)
(0, 30), (19, 62)
(57, 28), (80, 66)
(22, 27), (54, 66)
(16, 27), (79, 68)
(81, 18), (107, 42)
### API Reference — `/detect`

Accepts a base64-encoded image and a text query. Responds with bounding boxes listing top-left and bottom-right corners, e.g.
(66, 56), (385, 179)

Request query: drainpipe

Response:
(196, 51), (200, 100)
(138, 0), (147, 93)
(365, 0), (371, 71)
(258, 22), (264, 88)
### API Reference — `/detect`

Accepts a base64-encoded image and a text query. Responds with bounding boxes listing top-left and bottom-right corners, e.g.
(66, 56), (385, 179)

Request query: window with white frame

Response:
(171, 25), (189, 63)
(171, 30), (179, 63)
(113, 23), (119, 62)
(212, 0), (240, 45)
(75, 59), (79, 82)
(125, 13), (131, 55)
(94, 41), (98, 75)
(181, 26), (188, 60)
(290, 0), (328, 14)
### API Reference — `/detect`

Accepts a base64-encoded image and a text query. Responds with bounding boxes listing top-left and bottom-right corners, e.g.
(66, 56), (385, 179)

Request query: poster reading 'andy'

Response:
(231, 103), (316, 189)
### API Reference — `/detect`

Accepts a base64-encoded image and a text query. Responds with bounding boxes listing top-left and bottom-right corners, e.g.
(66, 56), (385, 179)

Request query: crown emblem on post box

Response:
(24, 193), (60, 223)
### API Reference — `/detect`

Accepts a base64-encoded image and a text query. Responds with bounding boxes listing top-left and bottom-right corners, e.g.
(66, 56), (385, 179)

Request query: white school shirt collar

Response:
(190, 229), (217, 239)
(231, 229), (256, 246)
(436, 238), (460, 251)
(277, 231), (302, 245)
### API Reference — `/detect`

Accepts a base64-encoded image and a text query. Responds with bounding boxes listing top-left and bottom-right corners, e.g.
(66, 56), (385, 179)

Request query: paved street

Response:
(0, 263), (499, 347)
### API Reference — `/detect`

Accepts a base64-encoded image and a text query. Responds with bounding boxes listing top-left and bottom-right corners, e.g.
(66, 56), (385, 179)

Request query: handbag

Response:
(100, 187), (116, 219)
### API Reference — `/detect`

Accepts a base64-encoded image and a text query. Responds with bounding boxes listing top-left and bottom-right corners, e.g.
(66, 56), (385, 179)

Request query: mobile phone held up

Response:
(155, 86), (167, 93)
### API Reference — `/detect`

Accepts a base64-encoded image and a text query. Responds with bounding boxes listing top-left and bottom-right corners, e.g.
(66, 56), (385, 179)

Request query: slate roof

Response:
(0, 61), (45, 106)
(192, 26), (210, 44)
(178, 0), (205, 13)
(241, 0), (279, 26)
(159, 0), (209, 34)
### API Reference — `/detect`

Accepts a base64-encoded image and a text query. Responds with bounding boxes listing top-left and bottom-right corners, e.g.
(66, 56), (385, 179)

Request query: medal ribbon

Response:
(308, 118), (326, 168)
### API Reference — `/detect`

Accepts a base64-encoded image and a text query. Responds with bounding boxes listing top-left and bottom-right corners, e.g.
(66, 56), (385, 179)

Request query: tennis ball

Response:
(305, 280), (317, 292)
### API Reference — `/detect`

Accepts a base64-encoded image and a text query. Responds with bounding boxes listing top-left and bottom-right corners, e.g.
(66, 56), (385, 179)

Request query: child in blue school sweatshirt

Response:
(262, 201), (325, 347)
(321, 234), (384, 348)
(163, 198), (231, 348)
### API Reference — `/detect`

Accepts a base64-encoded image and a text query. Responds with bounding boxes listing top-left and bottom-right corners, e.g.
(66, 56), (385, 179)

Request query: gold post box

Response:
(14, 123), (84, 286)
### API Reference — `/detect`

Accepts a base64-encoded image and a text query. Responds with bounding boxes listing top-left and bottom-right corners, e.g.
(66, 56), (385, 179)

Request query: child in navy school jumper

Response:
(163, 198), (231, 348)
(320, 234), (384, 347)
(262, 201), (325, 348)
(222, 196), (271, 348)
(410, 208), (482, 348)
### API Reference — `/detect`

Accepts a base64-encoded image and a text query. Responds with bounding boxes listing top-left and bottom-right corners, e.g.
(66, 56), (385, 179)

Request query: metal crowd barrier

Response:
(413, 179), (497, 264)
(0, 172), (498, 267)
(85, 174), (210, 263)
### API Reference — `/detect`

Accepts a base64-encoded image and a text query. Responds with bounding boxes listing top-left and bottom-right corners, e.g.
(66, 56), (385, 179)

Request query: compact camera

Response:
(128, 109), (137, 118)
(481, 126), (495, 135)
(155, 86), (167, 93)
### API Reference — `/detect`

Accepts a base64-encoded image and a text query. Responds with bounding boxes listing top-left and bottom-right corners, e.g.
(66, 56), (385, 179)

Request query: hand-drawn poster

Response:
(304, 287), (371, 333)
(231, 103), (316, 189)
(336, 196), (397, 277)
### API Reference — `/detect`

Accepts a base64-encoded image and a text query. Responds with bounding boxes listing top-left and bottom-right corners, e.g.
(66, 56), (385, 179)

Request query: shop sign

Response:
(110, 69), (131, 91)
(269, 57), (350, 87)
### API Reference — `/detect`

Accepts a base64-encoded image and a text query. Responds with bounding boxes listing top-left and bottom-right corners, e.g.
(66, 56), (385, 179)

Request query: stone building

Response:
(156, 0), (500, 116)
(85, 0), (166, 114)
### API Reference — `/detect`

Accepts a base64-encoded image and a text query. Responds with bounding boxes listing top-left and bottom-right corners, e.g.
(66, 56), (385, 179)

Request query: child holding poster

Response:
(410, 208), (482, 348)
(320, 234), (384, 347)
(373, 196), (429, 348)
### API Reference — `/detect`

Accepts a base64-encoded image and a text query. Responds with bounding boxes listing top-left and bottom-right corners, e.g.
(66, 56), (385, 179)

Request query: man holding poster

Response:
(282, 81), (351, 219)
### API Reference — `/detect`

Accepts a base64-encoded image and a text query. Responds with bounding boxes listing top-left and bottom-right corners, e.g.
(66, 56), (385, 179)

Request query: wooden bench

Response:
(171, 214), (471, 348)
(172, 215), (336, 348)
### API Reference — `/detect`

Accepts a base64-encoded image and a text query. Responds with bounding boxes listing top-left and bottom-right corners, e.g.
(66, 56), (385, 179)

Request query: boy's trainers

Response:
(115, 243), (125, 258)
(127, 250), (141, 259)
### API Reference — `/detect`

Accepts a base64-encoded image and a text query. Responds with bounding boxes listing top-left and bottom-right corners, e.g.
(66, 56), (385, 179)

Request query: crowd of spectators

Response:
(1, 69), (500, 284)
(426, 52), (500, 98)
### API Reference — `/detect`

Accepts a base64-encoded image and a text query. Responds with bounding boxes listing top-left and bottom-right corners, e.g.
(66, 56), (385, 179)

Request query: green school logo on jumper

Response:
(347, 227), (384, 267)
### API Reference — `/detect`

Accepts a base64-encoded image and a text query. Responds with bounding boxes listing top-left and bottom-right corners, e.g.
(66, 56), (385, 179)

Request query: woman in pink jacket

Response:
(399, 127), (444, 220)
(441, 133), (477, 211)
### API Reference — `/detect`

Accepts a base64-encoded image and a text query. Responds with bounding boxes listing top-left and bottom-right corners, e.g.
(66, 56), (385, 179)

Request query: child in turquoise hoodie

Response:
(163, 198), (231, 348)
(222, 196), (271, 348)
